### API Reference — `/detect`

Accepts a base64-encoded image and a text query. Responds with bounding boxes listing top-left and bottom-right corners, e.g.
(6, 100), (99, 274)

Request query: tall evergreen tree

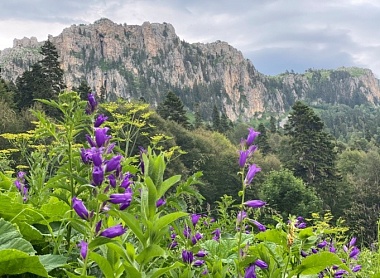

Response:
(15, 40), (65, 110)
(212, 105), (221, 132)
(194, 103), (203, 129)
(157, 91), (189, 128)
(73, 80), (92, 100)
(284, 101), (338, 208)
(256, 123), (271, 154)
(269, 116), (277, 133)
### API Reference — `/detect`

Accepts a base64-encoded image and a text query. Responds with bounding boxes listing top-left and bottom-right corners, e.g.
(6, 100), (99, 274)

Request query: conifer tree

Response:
(212, 105), (221, 132)
(269, 116), (277, 133)
(284, 101), (338, 208)
(256, 123), (271, 154)
(74, 80), (92, 100)
(157, 91), (189, 128)
(194, 103), (203, 129)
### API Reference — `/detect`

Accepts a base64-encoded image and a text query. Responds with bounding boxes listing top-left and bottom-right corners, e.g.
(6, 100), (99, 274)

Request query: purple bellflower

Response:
(94, 114), (108, 127)
(94, 127), (111, 148)
(191, 214), (201, 226)
(254, 259), (268, 269)
(244, 164), (261, 185)
(99, 224), (126, 238)
(182, 250), (194, 264)
(251, 219), (266, 232)
(105, 155), (122, 172)
(78, 240), (88, 259)
(193, 260), (205, 267)
(156, 198), (166, 207)
(244, 199), (266, 208)
(72, 197), (90, 220)
(246, 128), (260, 146)
(92, 166), (104, 186)
(86, 93), (98, 114)
(245, 264), (256, 278)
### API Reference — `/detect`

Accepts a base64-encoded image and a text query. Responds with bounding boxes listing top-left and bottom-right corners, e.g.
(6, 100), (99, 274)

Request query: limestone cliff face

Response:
(1, 18), (380, 120)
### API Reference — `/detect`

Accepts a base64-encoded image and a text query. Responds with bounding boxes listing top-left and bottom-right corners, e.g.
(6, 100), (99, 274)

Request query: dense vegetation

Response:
(1, 40), (380, 276)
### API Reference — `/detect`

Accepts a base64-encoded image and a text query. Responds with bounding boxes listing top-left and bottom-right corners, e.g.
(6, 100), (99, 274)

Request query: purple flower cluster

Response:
(245, 259), (268, 278)
(14, 171), (28, 202)
(303, 236), (361, 277)
(239, 128), (261, 186)
(73, 94), (132, 259)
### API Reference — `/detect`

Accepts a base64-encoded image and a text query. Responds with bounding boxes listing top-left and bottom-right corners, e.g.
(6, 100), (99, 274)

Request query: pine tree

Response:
(220, 112), (231, 134)
(157, 91), (189, 128)
(284, 101), (338, 208)
(269, 116), (277, 133)
(194, 103), (203, 129)
(256, 123), (271, 154)
(74, 80), (92, 100)
(15, 40), (65, 110)
(212, 105), (221, 132)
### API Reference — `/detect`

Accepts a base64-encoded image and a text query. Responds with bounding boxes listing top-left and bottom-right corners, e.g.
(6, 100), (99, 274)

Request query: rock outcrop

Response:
(1, 18), (380, 120)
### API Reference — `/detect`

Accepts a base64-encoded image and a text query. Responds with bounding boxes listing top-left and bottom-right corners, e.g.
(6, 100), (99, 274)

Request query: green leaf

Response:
(123, 264), (142, 278)
(89, 252), (115, 278)
(38, 254), (67, 272)
(112, 211), (145, 245)
(18, 222), (44, 242)
(157, 175), (181, 199)
(0, 172), (12, 190)
(0, 218), (35, 254)
(88, 237), (116, 250)
(255, 229), (287, 247)
(0, 249), (48, 277)
(145, 177), (157, 220)
(154, 212), (187, 235)
(148, 261), (184, 278)
(290, 251), (350, 276)
(135, 244), (165, 265)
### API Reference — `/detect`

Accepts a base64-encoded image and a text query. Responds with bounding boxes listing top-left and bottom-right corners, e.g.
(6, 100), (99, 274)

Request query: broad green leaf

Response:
(136, 244), (165, 265)
(40, 197), (71, 221)
(0, 249), (48, 277)
(89, 252), (115, 278)
(38, 254), (67, 272)
(88, 237), (115, 249)
(255, 229), (287, 247)
(154, 212), (187, 235)
(157, 175), (181, 199)
(123, 264), (142, 278)
(65, 269), (96, 278)
(148, 261), (184, 278)
(113, 211), (145, 245)
(298, 227), (314, 239)
(18, 222), (44, 242)
(290, 251), (350, 276)
(145, 177), (157, 220)
(0, 172), (12, 190)
(0, 218), (35, 254)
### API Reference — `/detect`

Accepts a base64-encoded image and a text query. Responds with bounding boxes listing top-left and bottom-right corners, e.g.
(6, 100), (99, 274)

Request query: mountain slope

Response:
(1, 18), (380, 120)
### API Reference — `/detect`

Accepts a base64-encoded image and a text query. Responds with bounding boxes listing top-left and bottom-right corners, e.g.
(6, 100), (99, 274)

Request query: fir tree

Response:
(284, 101), (338, 208)
(74, 80), (92, 100)
(269, 116), (277, 133)
(194, 103), (203, 129)
(157, 91), (189, 128)
(256, 123), (271, 154)
(212, 105), (221, 132)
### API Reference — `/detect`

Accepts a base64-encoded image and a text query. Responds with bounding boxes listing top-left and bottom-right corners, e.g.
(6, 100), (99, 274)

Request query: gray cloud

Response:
(0, 0), (379, 76)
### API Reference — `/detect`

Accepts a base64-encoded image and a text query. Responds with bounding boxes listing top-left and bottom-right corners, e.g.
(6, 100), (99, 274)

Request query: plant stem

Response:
(237, 171), (246, 277)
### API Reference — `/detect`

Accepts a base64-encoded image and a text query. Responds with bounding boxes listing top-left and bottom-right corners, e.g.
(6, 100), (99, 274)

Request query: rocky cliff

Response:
(1, 18), (380, 120)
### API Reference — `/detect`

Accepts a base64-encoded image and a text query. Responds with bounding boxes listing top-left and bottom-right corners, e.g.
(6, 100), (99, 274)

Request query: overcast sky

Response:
(1, 0), (380, 77)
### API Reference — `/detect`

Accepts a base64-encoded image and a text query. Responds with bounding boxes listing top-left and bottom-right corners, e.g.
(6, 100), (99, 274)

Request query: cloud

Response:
(0, 0), (379, 76)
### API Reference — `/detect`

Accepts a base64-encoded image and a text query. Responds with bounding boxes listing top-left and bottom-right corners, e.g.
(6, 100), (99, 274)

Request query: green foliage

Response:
(259, 169), (322, 218)
(284, 101), (338, 210)
(157, 91), (190, 128)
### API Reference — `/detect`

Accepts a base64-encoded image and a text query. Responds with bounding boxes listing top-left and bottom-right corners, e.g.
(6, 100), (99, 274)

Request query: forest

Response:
(0, 40), (380, 277)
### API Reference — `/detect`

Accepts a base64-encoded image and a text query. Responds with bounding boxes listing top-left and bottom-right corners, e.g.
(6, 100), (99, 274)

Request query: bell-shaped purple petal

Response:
(244, 164), (261, 185)
(246, 128), (260, 146)
(212, 228), (221, 241)
(182, 250), (194, 264)
(105, 155), (122, 172)
(191, 232), (203, 245)
(95, 127), (111, 148)
(109, 192), (133, 204)
(183, 225), (191, 239)
(78, 240), (88, 259)
(317, 240), (327, 249)
(85, 134), (96, 148)
(195, 250), (207, 257)
(99, 224), (126, 238)
(349, 237), (357, 247)
(156, 198), (166, 207)
(95, 220), (102, 234)
(14, 180), (22, 191)
(191, 214), (201, 226)
(239, 150), (249, 168)
(254, 259), (268, 269)
(92, 166), (104, 186)
(168, 241), (178, 249)
(245, 264), (256, 278)
(94, 114), (108, 127)
(108, 174), (116, 188)
(251, 220), (266, 231)
(17, 171), (26, 180)
(86, 93), (97, 114)
(72, 197), (90, 220)
(120, 172), (134, 189)
(244, 199), (266, 208)
(352, 265), (361, 272)
(237, 211), (247, 224)
(301, 250), (308, 257)
(193, 260), (205, 267)
(349, 246), (360, 259)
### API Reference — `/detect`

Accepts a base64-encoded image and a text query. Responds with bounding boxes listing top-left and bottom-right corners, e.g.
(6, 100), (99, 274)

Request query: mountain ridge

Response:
(1, 18), (379, 121)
